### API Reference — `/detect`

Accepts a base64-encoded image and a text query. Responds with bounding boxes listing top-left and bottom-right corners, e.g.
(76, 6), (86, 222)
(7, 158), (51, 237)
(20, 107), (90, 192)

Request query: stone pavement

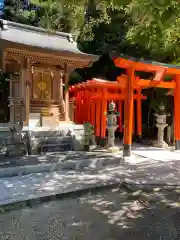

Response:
(0, 142), (179, 178)
(0, 149), (180, 208)
(0, 143), (179, 207)
(0, 150), (121, 178)
(0, 187), (179, 240)
(132, 144), (180, 161)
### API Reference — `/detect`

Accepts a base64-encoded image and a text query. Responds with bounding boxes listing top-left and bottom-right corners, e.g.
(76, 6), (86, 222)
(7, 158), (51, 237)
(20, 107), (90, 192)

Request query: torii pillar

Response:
(174, 74), (180, 150)
(123, 67), (134, 157)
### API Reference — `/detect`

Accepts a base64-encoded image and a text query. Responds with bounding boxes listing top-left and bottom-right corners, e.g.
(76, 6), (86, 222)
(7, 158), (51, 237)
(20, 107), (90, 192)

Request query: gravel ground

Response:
(0, 187), (180, 240)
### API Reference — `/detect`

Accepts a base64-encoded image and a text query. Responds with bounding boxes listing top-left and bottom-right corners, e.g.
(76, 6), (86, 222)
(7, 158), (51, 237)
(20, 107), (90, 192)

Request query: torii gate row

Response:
(70, 55), (180, 157)
(112, 54), (179, 157)
(69, 78), (147, 148)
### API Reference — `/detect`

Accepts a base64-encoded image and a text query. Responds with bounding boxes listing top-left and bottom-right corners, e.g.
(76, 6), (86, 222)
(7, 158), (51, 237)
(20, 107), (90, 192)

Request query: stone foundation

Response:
(23, 123), (85, 154)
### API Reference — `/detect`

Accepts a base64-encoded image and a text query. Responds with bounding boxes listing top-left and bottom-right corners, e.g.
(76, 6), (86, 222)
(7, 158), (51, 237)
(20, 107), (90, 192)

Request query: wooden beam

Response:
(135, 79), (175, 89)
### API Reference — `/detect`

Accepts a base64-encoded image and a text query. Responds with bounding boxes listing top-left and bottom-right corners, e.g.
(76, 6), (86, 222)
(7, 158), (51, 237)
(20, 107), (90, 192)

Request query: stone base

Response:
(84, 145), (97, 151)
(24, 124), (85, 154)
(5, 142), (26, 157)
(123, 144), (131, 157)
(175, 140), (180, 150)
(29, 113), (41, 127)
(106, 146), (120, 153)
(123, 155), (134, 162)
(153, 140), (168, 149)
(42, 116), (59, 128)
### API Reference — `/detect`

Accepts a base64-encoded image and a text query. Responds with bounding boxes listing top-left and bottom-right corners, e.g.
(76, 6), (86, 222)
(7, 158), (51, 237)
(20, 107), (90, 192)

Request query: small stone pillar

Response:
(106, 101), (119, 152)
(154, 103), (170, 148)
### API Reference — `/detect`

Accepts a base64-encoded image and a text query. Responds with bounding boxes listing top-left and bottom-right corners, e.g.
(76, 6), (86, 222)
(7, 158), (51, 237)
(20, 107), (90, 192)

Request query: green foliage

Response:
(4, 0), (180, 63)
(125, 0), (180, 61)
(4, 0), (86, 35)
(3, 0), (179, 126)
(30, 0), (86, 35)
(4, 0), (38, 25)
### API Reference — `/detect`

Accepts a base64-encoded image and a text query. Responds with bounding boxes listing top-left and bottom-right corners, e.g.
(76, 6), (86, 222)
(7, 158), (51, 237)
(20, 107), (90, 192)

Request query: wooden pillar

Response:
(136, 89), (142, 142)
(174, 74), (180, 150)
(118, 100), (123, 133)
(25, 83), (30, 126)
(85, 90), (90, 123)
(80, 91), (83, 123)
(75, 92), (80, 123)
(132, 102), (135, 136)
(87, 91), (91, 123)
(9, 79), (14, 122)
(91, 100), (96, 128)
(64, 70), (70, 122)
(20, 57), (27, 99)
(95, 89), (101, 137)
(101, 89), (107, 138)
(82, 90), (88, 123)
(74, 98), (77, 123)
(59, 71), (65, 119)
(123, 67), (134, 157)
(21, 57), (30, 125)
(80, 91), (84, 124)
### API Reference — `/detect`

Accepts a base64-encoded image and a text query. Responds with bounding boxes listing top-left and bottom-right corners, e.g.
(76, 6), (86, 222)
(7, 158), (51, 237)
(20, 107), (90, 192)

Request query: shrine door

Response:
(32, 69), (52, 100)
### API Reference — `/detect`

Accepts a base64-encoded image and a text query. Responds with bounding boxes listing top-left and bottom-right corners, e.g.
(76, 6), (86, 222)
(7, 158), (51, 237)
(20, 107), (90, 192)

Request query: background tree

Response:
(2, 0), (178, 130)
(125, 0), (180, 62)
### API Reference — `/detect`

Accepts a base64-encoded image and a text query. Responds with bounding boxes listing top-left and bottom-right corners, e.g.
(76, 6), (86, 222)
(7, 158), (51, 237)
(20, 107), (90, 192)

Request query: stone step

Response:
(29, 130), (69, 138)
(30, 104), (60, 108)
(30, 104), (60, 117)
(41, 136), (74, 153)
(41, 142), (74, 152)
(42, 136), (72, 144)
(27, 131), (75, 153)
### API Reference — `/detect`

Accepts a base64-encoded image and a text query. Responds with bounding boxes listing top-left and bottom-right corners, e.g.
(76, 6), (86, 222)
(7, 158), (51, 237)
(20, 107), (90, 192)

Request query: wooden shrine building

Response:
(0, 19), (98, 126)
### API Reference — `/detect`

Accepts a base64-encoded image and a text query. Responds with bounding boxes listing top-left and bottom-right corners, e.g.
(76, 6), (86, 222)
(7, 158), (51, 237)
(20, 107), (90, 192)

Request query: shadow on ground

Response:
(0, 151), (120, 168)
(1, 153), (180, 204)
(0, 185), (180, 239)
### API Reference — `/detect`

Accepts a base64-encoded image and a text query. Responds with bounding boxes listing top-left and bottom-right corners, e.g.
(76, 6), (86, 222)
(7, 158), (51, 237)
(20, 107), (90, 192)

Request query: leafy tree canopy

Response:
(3, 0), (180, 78)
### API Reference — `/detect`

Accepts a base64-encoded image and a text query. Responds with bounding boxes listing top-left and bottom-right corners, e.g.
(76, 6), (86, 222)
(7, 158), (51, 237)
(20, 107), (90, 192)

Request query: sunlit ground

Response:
(0, 186), (180, 239)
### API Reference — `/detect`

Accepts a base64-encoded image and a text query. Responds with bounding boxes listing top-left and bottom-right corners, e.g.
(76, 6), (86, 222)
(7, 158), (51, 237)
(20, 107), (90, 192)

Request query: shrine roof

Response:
(111, 52), (180, 71)
(0, 19), (99, 62)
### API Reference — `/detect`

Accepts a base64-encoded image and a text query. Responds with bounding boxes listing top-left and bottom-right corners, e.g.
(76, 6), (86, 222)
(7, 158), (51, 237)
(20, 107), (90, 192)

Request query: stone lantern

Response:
(106, 101), (119, 152)
(154, 103), (170, 148)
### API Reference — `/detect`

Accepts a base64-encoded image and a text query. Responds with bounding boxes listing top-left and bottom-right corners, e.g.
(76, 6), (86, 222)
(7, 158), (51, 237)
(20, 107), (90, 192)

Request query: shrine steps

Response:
(30, 101), (61, 118)
(41, 136), (74, 153)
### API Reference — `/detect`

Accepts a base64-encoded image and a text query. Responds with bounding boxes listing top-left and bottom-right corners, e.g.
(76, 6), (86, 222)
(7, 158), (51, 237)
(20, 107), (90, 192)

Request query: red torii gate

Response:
(112, 55), (177, 157)
(69, 77), (146, 144)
